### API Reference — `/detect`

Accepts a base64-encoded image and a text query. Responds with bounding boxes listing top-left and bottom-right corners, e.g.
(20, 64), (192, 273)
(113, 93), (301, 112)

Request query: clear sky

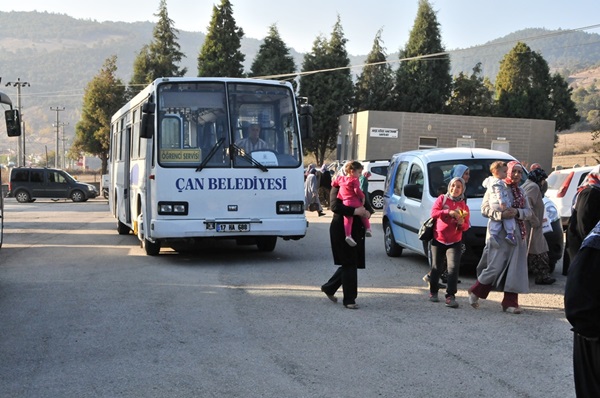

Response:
(1, 0), (599, 54)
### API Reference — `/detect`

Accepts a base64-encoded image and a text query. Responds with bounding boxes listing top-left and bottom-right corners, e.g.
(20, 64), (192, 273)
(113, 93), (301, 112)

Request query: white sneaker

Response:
(365, 230), (372, 237)
(345, 236), (357, 247)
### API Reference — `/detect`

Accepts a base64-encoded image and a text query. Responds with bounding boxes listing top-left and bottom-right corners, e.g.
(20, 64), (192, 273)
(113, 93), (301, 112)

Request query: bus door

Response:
(124, 124), (132, 224)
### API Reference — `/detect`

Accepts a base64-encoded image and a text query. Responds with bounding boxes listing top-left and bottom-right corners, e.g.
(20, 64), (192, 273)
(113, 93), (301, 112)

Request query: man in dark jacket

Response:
(565, 220), (600, 397)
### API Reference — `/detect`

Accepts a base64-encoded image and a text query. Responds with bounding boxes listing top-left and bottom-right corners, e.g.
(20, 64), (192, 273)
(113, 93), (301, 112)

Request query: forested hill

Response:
(1, 11), (599, 155)
(449, 27), (600, 79)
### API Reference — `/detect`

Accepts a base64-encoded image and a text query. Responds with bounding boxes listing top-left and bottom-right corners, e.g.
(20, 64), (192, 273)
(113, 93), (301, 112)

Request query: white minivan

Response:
(382, 148), (517, 266)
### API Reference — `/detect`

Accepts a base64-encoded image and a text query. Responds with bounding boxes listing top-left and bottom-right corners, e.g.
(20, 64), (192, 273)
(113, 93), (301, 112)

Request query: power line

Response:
(256, 23), (600, 80)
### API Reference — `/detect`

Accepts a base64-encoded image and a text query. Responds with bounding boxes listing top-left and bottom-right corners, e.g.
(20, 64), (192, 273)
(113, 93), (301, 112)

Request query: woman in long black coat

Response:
(320, 186), (370, 309)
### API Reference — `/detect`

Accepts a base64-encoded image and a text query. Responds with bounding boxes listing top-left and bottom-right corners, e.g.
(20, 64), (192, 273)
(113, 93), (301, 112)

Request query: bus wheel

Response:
(117, 220), (130, 235)
(256, 236), (277, 252)
(144, 238), (160, 255)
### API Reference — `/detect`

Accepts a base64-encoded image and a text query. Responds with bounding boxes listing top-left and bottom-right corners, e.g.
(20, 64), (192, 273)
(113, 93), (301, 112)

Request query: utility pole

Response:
(50, 107), (65, 168)
(61, 123), (69, 169)
(5, 78), (30, 166)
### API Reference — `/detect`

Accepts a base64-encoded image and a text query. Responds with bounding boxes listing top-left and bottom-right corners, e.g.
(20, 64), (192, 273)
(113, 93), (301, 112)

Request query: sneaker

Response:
(445, 295), (459, 308)
(422, 274), (446, 289)
(365, 229), (372, 237)
(429, 293), (439, 302)
(345, 236), (357, 247)
(318, 211), (326, 217)
(505, 233), (517, 246)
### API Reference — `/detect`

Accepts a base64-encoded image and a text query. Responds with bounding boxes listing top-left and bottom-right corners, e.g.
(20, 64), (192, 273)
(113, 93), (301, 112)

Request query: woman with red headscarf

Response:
(468, 161), (533, 314)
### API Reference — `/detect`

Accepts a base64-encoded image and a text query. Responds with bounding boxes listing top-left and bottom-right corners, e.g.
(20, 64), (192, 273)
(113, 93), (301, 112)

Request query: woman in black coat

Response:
(320, 186), (370, 309)
(565, 168), (600, 273)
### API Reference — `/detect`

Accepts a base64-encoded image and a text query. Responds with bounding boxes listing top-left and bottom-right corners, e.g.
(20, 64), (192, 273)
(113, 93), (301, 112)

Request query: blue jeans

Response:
(430, 240), (461, 297)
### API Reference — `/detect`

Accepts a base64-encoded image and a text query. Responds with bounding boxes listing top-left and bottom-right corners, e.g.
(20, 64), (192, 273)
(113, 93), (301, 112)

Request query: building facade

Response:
(338, 111), (556, 171)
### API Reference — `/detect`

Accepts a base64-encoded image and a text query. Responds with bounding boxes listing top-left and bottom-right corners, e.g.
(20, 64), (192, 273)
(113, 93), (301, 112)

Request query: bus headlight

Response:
(158, 201), (188, 215)
(277, 201), (304, 214)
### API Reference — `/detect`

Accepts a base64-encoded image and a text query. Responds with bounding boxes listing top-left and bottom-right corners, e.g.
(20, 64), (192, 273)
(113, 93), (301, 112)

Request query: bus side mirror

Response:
(140, 102), (155, 139)
(299, 104), (313, 140)
(5, 109), (22, 137)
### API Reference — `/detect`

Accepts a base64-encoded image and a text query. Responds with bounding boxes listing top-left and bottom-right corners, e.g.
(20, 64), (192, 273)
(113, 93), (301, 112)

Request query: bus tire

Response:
(144, 238), (161, 255)
(256, 236), (277, 252)
(117, 220), (130, 235)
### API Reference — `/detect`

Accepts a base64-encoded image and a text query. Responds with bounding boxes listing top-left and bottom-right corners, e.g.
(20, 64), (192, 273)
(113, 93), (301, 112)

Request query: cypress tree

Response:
(354, 29), (394, 112)
(197, 0), (245, 77)
(394, 0), (451, 113)
(128, 0), (186, 97)
(249, 24), (296, 82)
(299, 16), (353, 165)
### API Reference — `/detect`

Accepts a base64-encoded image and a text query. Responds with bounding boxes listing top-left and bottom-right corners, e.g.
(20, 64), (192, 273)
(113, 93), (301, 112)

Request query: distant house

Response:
(337, 111), (556, 171)
(76, 156), (102, 171)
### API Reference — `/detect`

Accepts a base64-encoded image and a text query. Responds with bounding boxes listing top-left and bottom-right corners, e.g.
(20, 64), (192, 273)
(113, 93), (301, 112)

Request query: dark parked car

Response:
(9, 167), (98, 203)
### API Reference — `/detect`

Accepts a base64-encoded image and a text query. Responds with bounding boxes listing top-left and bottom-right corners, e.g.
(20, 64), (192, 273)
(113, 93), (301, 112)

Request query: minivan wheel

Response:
(71, 190), (85, 202)
(14, 190), (31, 203)
(371, 191), (384, 210)
(384, 221), (403, 257)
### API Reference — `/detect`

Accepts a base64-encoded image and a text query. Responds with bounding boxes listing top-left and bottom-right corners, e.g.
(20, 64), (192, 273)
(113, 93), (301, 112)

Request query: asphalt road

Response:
(0, 198), (574, 397)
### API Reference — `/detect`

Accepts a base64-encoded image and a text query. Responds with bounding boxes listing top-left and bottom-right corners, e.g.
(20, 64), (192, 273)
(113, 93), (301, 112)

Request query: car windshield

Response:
(427, 158), (513, 199)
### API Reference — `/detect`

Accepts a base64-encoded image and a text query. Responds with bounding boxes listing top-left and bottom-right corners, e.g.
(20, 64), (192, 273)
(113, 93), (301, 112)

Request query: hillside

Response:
(1, 11), (600, 159)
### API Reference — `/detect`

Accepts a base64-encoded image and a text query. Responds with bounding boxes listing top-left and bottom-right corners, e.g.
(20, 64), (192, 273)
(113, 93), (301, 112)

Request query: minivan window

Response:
(393, 161), (408, 196)
(426, 158), (513, 199)
(48, 170), (68, 184)
(406, 164), (424, 200)
(30, 170), (44, 183)
(12, 169), (29, 182)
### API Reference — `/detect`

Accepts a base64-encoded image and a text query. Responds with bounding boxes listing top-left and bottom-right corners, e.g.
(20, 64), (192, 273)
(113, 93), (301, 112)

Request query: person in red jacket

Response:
(428, 177), (470, 308)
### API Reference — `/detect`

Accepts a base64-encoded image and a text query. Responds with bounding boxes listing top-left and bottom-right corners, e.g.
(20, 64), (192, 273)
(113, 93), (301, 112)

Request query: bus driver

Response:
(235, 123), (269, 153)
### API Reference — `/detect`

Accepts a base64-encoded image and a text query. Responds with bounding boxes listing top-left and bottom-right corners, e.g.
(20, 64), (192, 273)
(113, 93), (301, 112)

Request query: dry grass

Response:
(553, 131), (599, 169)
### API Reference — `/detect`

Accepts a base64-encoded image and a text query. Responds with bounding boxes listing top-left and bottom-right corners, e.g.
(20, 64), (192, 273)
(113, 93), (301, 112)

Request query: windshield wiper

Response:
(231, 143), (268, 172)
(196, 137), (225, 172)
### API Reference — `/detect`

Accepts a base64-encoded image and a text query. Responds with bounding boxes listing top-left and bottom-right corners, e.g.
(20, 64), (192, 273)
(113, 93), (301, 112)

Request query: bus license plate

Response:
(217, 223), (250, 232)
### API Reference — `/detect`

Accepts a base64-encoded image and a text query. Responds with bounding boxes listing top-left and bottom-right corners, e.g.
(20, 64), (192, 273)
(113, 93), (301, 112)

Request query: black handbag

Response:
(418, 217), (435, 241)
(418, 196), (446, 241)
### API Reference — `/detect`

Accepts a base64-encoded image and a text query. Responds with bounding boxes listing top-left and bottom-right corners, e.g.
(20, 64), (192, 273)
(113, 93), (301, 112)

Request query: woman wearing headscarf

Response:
(468, 161), (533, 314)
(428, 177), (470, 308)
(423, 164), (470, 288)
(566, 165), (600, 267)
(522, 167), (555, 285)
(304, 168), (325, 216)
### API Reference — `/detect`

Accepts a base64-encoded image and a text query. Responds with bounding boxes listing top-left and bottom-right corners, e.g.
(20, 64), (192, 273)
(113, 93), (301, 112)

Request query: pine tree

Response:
(495, 42), (552, 120)
(128, 0), (186, 97)
(197, 0), (245, 77)
(299, 16), (353, 165)
(447, 63), (495, 116)
(249, 24), (296, 82)
(393, 0), (451, 113)
(73, 56), (126, 174)
(354, 29), (394, 112)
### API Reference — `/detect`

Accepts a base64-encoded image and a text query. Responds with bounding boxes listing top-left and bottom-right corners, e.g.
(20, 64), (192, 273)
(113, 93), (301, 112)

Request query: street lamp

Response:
(5, 78), (30, 167)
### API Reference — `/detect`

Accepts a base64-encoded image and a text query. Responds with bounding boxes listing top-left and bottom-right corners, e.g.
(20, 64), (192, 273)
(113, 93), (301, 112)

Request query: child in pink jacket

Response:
(428, 177), (470, 308)
(332, 161), (372, 247)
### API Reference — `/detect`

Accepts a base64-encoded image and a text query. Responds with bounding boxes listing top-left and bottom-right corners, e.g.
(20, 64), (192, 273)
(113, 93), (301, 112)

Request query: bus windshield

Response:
(156, 81), (301, 169)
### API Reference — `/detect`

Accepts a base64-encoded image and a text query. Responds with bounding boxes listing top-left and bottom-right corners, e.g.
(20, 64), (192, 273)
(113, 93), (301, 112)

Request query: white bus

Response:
(109, 77), (313, 255)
